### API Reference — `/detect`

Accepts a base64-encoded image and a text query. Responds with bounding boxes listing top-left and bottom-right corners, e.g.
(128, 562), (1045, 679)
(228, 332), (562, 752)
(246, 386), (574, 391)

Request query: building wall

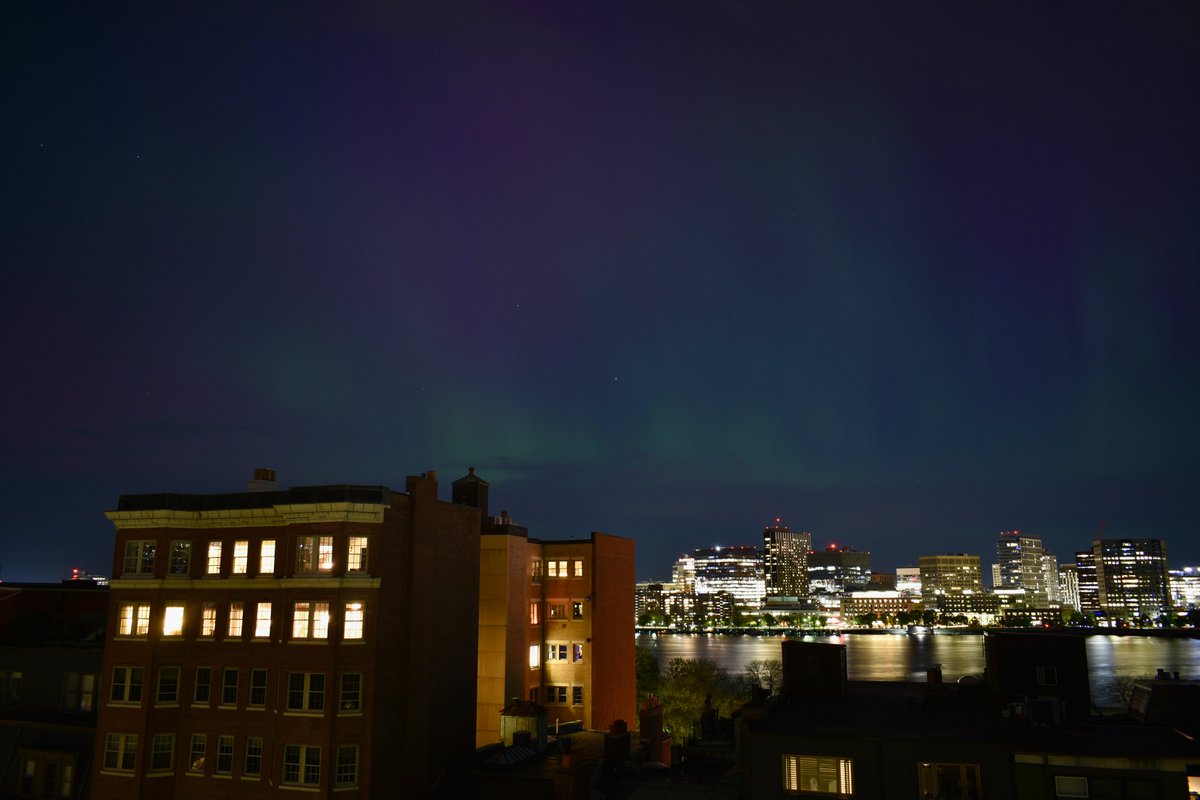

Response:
(91, 474), (480, 800)
(586, 533), (635, 732)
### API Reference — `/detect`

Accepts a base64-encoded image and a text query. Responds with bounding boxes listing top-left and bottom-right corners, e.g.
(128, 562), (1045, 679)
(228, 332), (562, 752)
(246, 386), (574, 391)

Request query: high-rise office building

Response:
(693, 546), (765, 609)
(1058, 563), (1080, 611)
(762, 521), (812, 598)
(1092, 538), (1171, 620)
(93, 469), (480, 799)
(1075, 550), (1100, 614)
(995, 531), (1049, 604)
(918, 554), (983, 611)
(808, 545), (871, 595)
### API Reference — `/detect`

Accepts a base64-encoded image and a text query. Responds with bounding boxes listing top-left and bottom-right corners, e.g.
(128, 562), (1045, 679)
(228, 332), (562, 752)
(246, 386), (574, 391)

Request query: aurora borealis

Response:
(2, 3), (1197, 582)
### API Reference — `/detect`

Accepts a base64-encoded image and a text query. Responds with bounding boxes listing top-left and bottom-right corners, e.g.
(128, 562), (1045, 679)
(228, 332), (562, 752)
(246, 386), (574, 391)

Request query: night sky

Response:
(3, 3), (1197, 583)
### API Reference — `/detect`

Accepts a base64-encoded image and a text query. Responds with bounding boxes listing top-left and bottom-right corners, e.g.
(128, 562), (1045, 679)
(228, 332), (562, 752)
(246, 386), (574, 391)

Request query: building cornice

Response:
(109, 576), (383, 590)
(105, 502), (387, 529)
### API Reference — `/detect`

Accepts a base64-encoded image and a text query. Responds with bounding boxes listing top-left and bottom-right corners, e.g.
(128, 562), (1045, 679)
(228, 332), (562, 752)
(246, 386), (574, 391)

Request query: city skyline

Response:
(3, 3), (1198, 583)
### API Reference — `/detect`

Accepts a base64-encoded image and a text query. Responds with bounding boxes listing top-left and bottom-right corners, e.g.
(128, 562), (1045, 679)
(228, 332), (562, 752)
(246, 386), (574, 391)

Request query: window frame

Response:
(103, 733), (138, 773)
(231, 540), (249, 574)
(123, 540), (156, 577)
(168, 540), (191, 576)
(156, 666), (180, 705)
(336, 744), (358, 787)
(194, 667), (211, 704)
(282, 744), (321, 786)
(188, 733), (206, 773)
(918, 762), (981, 800)
(109, 666), (143, 705)
(162, 604), (185, 637)
(200, 602), (217, 638)
(347, 536), (368, 573)
(150, 733), (174, 772)
(343, 602), (364, 640)
(291, 601), (330, 640)
(228, 601), (244, 638)
(249, 669), (268, 707)
(244, 736), (263, 777)
(206, 540), (223, 575)
(782, 754), (854, 797)
(253, 602), (272, 639)
(215, 735), (234, 775)
(1054, 775), (1089, 798)
(117, 603), (151, 637)
(220, 668), (238, 707)
(295, 535), (333, 574)
(339, 672), (362, 713)
(286, 672), (326, 713)
(259, 539), (276, 575)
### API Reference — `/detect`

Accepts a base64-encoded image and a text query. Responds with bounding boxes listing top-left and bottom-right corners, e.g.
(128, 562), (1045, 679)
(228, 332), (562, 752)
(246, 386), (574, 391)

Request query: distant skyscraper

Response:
(1059, 563), (1080, 611)
(1093, 538), (1170, 620)
(693, 546), (765, 609)
(995, 531), (1049, 604)
(918, 554), (983, 610)
(1169, 567), (1200, 610)
(762, 521), (812, 598)
(1075, 550), (1100, 614)
(808, 544), (871, 595)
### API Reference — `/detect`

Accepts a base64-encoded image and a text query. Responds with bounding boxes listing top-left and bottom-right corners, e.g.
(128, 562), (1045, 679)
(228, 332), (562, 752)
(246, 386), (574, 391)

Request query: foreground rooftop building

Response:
(93, 469), (481, 799)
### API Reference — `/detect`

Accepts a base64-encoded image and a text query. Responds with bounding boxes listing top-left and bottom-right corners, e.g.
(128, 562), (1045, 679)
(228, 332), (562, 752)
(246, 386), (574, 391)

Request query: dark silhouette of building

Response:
(0, 580), (108, 799)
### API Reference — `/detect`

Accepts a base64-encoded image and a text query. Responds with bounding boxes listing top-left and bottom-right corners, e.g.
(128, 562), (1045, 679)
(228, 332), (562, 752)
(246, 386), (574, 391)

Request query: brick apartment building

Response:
(91, 469), (480, 800)
(454, 469), (635, 749)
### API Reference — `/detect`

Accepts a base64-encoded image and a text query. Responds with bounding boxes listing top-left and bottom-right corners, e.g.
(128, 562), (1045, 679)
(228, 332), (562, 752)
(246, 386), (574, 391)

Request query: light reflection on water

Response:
(637, 633), (1200, 705)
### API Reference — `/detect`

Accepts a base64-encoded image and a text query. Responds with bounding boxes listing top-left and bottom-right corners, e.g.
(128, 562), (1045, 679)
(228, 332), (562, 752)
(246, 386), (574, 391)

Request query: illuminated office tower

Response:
(693, 546), (765, 609)
(762, 521), (812, 598)
(1092, 538), (1170, 620)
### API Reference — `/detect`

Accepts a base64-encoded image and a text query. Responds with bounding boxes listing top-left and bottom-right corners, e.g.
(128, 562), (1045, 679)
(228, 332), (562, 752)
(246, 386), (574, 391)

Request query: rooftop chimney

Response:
(247, 467), (278, 492)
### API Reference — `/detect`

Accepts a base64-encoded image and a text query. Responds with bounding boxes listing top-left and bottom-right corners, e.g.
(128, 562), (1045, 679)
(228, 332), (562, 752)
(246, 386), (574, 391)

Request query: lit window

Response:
(1055, 775), (1089, 798)
(557, 560), (567, 576)
(572, 601), (584, 620)
(547, 644), (567, 661)
(573, 643), (584, 662)
(574, 560), (583, 577)
(344, 603), (364, 640)
(244, 737), (263, 777)
(109, 667), (143, 704)
(188, 734), (205, 773)
(336, 745), (358, 786)
(530, 602), (540, 625)
(529, 645), (540, 669)
(103, 733), (137, 772)
(919, 763), (981, 798)
(232, 541), (249, 574)
(206, 541), (222, 575)
(156, 667), (180, 704)
(123, 540), (156, 576)
(249, 669), (268, 707)
(169, 540), (191, 575)
(783, 754), (853, 796)
(340, 673), (362, 712)
(348, 536), (368, 572)
(260, 540), (276, 574)
(201, 603), (217, 637)
(282, 745), (321, 786)
(296, 536), (333, 574)
(150, 733), (174, 772)
(549, 604), (566, 620)
(572, 686), (583, 705)
(286, 672), (325, 712)
(228, 601), (244, 638)
(162, 605), (184, 637)
(194, 668), (211, 704)
(531, 560), (543, 583)
(292, 602), (330, 639)
(254, 602), (272, 638)
(216, 735), (234, 774)
(220, 668), (238, 706)
(548, 561), (558, 578)
(117, 603), (151, 637)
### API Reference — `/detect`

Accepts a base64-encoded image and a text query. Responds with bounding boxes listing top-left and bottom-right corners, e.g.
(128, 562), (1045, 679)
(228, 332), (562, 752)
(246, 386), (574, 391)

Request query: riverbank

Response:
(635, 626), (1200, 638)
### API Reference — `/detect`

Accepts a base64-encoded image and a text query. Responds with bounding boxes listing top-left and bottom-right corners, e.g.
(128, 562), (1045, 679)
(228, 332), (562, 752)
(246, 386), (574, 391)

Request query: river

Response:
(636, 632), (1200, 706)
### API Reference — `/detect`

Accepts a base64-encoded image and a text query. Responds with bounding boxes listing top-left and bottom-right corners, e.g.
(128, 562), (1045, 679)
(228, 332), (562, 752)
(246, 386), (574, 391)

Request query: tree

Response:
(635, 645), (660, 704)
(656, 658), (749, 740)
(853, 612), (878, 628)
(744, 659), (783, 695)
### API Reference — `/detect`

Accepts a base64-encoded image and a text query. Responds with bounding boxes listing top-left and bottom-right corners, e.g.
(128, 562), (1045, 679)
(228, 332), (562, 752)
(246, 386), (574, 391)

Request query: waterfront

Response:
(636, 632), (1200, 706)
